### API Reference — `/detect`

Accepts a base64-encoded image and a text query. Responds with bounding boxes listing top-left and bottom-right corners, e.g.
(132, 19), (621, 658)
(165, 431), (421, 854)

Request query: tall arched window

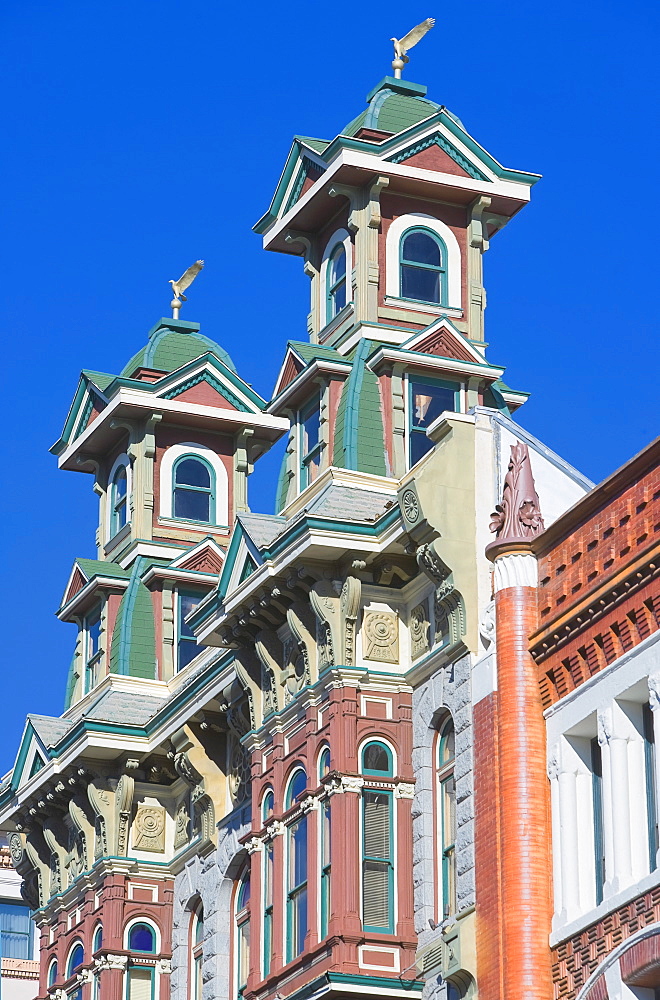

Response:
(92, 925), (102, 999)
(67, 942), (84, 978)
(261, 787), (275, 976)
(173, 455), (215, 523)
(191, 905), (204, 1000)
(360, 741), (394, 933)
(235, 870), (251, 998)
(110, 464), (128, 536)
(286, 768), (308, 962)
(326, 244), (347, 321)
(400, 228), (447, 305)
(47, 959), (58, 987)
(437, 716), (456, 918)
(125, 921), (157, 1000)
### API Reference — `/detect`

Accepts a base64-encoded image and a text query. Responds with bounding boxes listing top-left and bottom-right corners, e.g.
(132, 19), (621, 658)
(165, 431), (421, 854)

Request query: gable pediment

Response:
(388, 131), (489, 182)
(171, 538), (225, 575)
(274, 350), (305, 397)
(154, 356), (267, 414)
(411, 328), (478, 363)
(283, 155), (326, 215)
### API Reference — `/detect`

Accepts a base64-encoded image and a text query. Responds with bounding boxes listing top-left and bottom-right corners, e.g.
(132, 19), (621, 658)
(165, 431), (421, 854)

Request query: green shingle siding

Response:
(109, 557), (156, 679)
(121, 329), (236, 378)
(76, 558), (129, 581)
(333, 340), (386, 476)
(343, 93), (439, 137)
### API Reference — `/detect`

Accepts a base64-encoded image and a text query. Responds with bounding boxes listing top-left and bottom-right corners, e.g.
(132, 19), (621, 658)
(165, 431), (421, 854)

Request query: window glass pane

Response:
(93, 925), (102, 951)
(175, 458), (211, 489)
(363, 743), (391, 774)
(439, 721), (455, 766)
(68, 943), (84, 975)
(401, 264), (440, 303)
(195, 911), (204, 945)
(410, 429), (432, 466)
(262, 790), (274, 822)
(289, 818), (308, 888)
(402, 231), (441, 266)
(87, 611), (101, 660)
(237, 873), (251, 910)
(363, 792), (391, 859)
(0, 903), (31, 960)
(128, 968), (152, 1000)
(179, 591), (203, 640)
(48, 960), (58, 986)
(319, 748), (330, 778)
(302, 406), (320, 455)
(292, 888), (307, 957)
(331, 280), (346, 316)
(113, 466), (127, 499)
(330, 246), (346, 283)
(287, 770), (307, 806)
(411, 382), (455, 429)
(174, 487), (211, 522)
(129, 923), (155, 952)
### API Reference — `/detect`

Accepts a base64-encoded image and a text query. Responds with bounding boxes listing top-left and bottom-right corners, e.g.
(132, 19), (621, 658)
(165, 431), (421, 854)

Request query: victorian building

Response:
(1, 58), (656, 1000)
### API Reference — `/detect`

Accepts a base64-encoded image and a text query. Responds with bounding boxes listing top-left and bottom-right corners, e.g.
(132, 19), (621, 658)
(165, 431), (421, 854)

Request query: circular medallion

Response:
(402, 489), (419, 523)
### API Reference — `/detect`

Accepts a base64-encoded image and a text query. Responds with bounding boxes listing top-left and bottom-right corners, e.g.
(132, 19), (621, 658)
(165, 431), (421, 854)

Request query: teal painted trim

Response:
(283, 157), (324, 215)
(342, 339), (369, 469)
(253, 139), (312, 234)
(9, 723), (46, 794)
(263, 504), (399, 561)
(283, 969), (423, 1000)
(162, 370), (249, 411)
(365, 76), (428, 101)
(361, 787), (394, 933)
(389, 133), (488, 180)
(104, 353), (266, 411)
(51, 374), (109, 455)
(364, 87), (395, 129)
(216, 521), (247, 599)
(381, 345), (505, 376)
(172, 453), (216, 524)
(399, 226), (448, 305)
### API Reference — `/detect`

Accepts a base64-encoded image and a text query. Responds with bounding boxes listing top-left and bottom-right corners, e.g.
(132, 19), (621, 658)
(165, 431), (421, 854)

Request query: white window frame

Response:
(385, 213), (462, 310)
(159, 442), (229, 526)
(107, 452), (132, 541)
(319, 228), (352, 329)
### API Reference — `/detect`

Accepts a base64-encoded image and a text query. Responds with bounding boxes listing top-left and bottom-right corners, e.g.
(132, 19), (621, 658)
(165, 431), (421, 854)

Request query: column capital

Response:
(488, 545), (538, 591)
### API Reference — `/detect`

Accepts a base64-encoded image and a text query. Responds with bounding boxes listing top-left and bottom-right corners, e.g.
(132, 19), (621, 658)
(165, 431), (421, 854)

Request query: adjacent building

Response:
(0, 60), (657, 1000)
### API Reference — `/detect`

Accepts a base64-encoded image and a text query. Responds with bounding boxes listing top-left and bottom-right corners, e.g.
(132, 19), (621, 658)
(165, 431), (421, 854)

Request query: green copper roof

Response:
(121, 318), (236, 378)
(288, 341), (346, 364)
(333, 340), (386, 476)
(76, 558), (129, 581)
(343, 77), (440, 138)
(81, 370), (115, 392)
(109, 557), (156, 679)
(296, 136), (330, 154)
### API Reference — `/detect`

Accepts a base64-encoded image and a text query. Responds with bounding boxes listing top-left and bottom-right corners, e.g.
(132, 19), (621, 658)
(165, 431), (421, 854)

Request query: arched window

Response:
(235, 870), (251, 998)
(437, 715), (456, 918)
(67, 941), (84, 978)
(285, 768), (308, 962)
(110, 464), (128, 536)
(360, 741), (394, 933)
(261, 789), (274, 824)
(286, 768), (307, 809)
(92, 924), (102, 952)
(318, 746), (331, 781)
(326, 244), (347, 321)
(191, 905), (204, 1000)
(173, 455), (215, 523)
(128, 922), (156, 953)
(48, 959), (58, 987)
(400, 227), (447, 305)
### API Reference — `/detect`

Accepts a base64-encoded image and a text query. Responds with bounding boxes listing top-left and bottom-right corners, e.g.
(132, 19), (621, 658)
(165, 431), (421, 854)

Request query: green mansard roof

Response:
(343, 78), (441, 137)
(121, 318), (236, 377)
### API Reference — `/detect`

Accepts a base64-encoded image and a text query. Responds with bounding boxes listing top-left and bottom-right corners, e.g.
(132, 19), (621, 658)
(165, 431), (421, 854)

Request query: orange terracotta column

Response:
(487, 539), (552, 1000)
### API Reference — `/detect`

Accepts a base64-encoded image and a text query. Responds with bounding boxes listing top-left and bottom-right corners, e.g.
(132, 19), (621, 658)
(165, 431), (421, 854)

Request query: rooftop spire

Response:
(390, 17), (435, 79)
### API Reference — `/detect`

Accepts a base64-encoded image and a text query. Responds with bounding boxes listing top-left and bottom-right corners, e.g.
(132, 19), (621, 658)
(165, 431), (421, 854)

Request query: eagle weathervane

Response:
(169, 260), (205, 319)
(390, 18), (435, 78)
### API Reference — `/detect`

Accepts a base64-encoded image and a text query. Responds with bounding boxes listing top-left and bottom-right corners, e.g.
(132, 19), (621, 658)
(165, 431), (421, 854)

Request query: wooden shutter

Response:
(128, 967), (153, 1000)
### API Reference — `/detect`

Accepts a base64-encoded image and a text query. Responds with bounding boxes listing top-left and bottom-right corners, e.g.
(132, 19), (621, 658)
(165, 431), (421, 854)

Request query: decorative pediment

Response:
(51, 372), (113, 456)
(153, 355), (267, 414)
(60, 558), (129, 616)
(276, 350), (305, 396)
(170, 537), (225, 575)
(160, 370), (249, 411)
(403, 320), (484, 364)
(67, 567), (88, 602)
(388, 130), (489, 181)
(282, 155), (326, 215)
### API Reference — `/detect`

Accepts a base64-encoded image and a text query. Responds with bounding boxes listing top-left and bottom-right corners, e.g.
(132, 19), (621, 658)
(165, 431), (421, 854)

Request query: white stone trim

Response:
(123, 915), (162, 954)
(385, 212), (462, 309)
(492, 552), (538, 591)
(159, 442), (228, 525)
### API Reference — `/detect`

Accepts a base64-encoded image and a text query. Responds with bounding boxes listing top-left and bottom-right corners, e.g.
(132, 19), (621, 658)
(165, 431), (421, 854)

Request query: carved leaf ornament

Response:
(489, 441), (545, 542)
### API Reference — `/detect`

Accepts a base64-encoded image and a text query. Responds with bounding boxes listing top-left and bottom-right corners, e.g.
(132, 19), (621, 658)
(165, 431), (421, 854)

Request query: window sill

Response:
(104, 521), (131, 554)
(318, 301), (354, 343)
(158, 517), (229, 535)
(384, 296), (462, 317)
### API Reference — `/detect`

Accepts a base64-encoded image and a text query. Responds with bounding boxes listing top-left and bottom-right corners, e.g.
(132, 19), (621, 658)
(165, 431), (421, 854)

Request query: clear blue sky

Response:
(1, 0), (658, 771)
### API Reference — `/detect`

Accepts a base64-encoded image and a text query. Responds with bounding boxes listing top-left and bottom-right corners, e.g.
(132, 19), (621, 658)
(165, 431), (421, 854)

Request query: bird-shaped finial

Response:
(169, 260), (205, 319)
(390, 18), (435, 78)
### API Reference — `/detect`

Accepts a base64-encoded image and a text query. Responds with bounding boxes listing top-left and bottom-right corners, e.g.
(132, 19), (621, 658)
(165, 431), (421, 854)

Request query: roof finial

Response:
(168, 260), (205, 320)
(390, 18), (435, 79)
(489, 441), (545, 544)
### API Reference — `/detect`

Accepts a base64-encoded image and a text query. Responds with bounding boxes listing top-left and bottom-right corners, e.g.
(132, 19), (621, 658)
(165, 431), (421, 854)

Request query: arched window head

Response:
(128, 922), (156, 953)
(262, 789), (274, 824)
(318, 747), (331, 781)
(67, 942), (84, 977)
(286, 768), (307, 809)
(327, 244), (347, 321)
(437, 715), (456, 918)
(361, 741), (393, 776)
(173, 456), (215, 523)
(400, 228), (447, 305)
(48, 959), (58, 987)
(92, 924), (102, 953)
(110, 465), (128, 536)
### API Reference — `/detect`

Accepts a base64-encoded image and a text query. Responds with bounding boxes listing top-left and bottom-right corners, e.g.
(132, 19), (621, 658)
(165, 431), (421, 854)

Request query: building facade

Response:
(0, 64), (656, 1000)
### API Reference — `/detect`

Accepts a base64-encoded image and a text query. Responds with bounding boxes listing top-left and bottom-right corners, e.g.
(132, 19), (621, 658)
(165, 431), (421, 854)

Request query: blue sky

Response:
(1, 0), (658, 771)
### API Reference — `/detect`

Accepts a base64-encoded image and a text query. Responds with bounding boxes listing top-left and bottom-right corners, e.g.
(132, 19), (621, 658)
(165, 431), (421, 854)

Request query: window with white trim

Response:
(286, 768), (308, 962)
(173, 455), (215, 523)
(0, 903), (32, 959)
(360, 741), (395, 933)
(176, 587), (207, 671)
(299, 396), (321, 489)
(400, 227), (447, 305)
(191, 905), (204, 1000)
(235, 870), (251, 998)
(82, 604), (103, 694)
(436, 716), (456, 918)
(326, 244), (347, 321)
